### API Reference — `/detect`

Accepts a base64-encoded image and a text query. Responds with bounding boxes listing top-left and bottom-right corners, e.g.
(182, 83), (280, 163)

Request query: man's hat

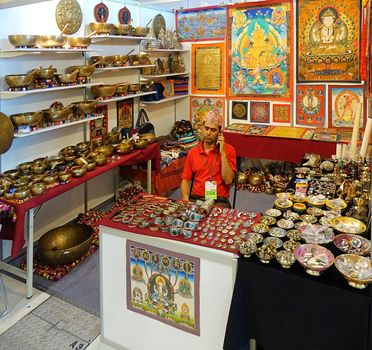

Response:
(204, 109), (222, 127)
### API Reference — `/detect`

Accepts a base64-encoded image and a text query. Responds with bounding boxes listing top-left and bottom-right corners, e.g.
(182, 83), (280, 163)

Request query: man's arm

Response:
(218, 135), (235, 185)
(180, 179), (191, 201)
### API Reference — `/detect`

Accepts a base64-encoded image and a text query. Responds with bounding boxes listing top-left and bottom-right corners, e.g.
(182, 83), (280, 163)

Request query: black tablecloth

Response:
(224, 257), (372, 350)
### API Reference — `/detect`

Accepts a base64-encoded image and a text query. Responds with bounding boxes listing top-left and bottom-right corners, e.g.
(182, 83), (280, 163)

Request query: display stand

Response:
(99, 222), (237, 350)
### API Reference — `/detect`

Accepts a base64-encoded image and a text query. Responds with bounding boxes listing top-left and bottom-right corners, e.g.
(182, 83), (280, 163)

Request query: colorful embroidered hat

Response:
(204, 109), (222, 127)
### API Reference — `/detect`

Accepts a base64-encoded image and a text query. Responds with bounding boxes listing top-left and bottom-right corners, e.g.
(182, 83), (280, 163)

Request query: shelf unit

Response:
(0, 48), (101, 58)
(96, 91), (156, 104)
(13, 114), (104, 138)
(141, 94), (189, 105)
(141, 71), (190, 79)
(140, 48), (189, 52)
(0, 82), (104, 99)
(94, 65), (155, 73)
(91, 35), (153, 43)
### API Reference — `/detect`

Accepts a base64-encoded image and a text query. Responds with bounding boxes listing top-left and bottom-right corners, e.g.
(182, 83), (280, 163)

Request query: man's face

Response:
(203, 121), (220, 144)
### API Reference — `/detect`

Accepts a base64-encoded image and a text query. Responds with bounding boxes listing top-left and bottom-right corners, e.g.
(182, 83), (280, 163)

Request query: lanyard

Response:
(201, 152), (218, 181)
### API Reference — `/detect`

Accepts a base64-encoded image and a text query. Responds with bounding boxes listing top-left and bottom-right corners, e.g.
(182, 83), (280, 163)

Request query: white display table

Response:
(99, 224), (238, 350)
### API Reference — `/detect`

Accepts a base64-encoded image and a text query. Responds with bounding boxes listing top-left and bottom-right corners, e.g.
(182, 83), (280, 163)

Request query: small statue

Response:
(165, 29), (172, 49)
(158, 28), (165, 48)
(162, 58), (169, 74)
(167, 54), (174, 73)
(172, 30), (183, 50)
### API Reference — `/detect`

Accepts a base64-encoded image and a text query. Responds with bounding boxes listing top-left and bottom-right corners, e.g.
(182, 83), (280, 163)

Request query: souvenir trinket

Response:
(238, 240), (257, 258)
(283, 239), (301, 253)
(251, 223), (269, 234)
(94, 1), (109, 23)
(299, 214), (317, 224)
(265, 208), (282, 218)
(276, 250), (296, 269)
(259, 216), (277, 226)
(286, 229), (301, 241)
(329, 216), (367, 235)
(277, 218), (294, 230)
(298, 223), (334, 244)
(256, 242), (277, 263)
(264, 237), (283, 249)
(247, 233), (263, 244)
(268, 227), (286, 238)
(333, 234), (371, 256)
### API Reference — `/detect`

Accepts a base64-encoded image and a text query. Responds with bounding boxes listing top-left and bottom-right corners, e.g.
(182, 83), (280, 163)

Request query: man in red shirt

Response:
(180, 109), (236, 208)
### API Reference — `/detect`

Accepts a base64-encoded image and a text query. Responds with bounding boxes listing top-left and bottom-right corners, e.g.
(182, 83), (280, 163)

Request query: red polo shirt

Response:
(182, 141), (236, 198)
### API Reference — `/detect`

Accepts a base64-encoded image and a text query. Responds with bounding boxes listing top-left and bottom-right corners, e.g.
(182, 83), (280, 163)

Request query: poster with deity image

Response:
(296, 85), (326, 126)
(297, 0), (361, 82)
(126, 240), (200, 335)
(228, 1), (292, 100)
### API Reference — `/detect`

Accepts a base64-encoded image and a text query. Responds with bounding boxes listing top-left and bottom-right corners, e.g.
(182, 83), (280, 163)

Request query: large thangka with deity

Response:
(297, 0), (361, 82)
(126, 241), (200, 335)
(228, 2), (292, 100)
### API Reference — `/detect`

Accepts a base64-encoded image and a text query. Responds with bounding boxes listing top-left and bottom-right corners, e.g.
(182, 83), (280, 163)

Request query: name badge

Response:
(205, 180), (217, 200)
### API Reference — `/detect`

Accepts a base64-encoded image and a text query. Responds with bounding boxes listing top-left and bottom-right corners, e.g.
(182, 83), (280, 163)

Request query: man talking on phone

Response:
(180, 109), (236, 208)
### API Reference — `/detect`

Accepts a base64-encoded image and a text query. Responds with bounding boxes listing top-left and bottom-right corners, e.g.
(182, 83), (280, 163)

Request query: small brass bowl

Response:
(66, 65), (96, 77)
(139, 133), (156, 144)
(94, 154), (108, 166)
(115, 142), (133, 155)
(38, 35), (67, 48)
(60, 145), (76, 156)
(115, 24), (133, 35)
(56, 70), (79, 84)
(128, 54), (140, 66)
(86, 160), (96, 171)
(3, 169), (19, 180)
(75, 142), (91, 153)
(10, 111), (43, 127)
(71, 100), (97, 115)
(90, 55), (114, 67)
(91, 84), (117, 98)
(14, 186), (30, 200)
(248, 174), (264, 186)
(31, 174), (44, 183)
(43, 173), (58, 184)
(71, 166), (87, 178)
(17, 161), (33, 173)
(43, 105), (74, 122)
(38, 224), (93, 265)
(67, 36), (91, 48)
(5, 73), (34, 88)
(35, 66), (57, 79)
(3, 191), (15, 200)
(116, 83), (129, 95)
(30, 182), (47, 196)
(133, 26), (150, 37)
(13, 178), (29, 188)
(8, 34), (40, 48)
(128, 83), (140, 93)
(58, 171), (72, 182)
(89, 22), (115, 34)
(95, 145), (114, 156)
(133, 138), (149, 150)
(63, 154), (76, 163)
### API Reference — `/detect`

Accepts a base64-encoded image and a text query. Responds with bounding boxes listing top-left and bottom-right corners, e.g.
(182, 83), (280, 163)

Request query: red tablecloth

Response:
(0, 143), (160, 257)
(223, 131), (336, 163)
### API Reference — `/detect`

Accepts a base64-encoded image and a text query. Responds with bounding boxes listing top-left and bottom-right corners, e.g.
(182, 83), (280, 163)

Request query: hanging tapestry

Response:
(328, 85), (365, 128)
(90, 104), (108, 142)
(190, 96), (225, 136)
(250, 101), (270, 123)
(192, 42), (225, 95)
(228, 1), (292, 100)
(296, 85), (326, 127)
(297, 0), (361, 82)
(176, 6), (227, 42)
(126, 240), (200, 335)
(117, 99), (134, 138)
(272, 103), (291, 123)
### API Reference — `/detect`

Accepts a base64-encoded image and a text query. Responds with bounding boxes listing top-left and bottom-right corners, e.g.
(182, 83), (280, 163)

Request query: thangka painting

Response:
(192, 42), (225, 95)
(126, 241), (200, 335)
(296, 85), (326, 127)
(231, 101), (248, 121)
(272, 103), (291, 123)
(250, 101), (270, 123)
(176, 6), (227, 42)
(328, 85), (365, 128)
(228, 1), (292, 100)
(297, 0), (361, 82)
(190, 96), (225, 136)
(90, 104), (108, 142)
(117, 99), (133, 138)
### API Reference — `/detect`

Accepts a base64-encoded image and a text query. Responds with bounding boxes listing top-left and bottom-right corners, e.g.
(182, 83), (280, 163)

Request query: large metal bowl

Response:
(70, 100), (97, 115)
(8, 35), (40, 48)
(67, 36), (91, 48)
(114, 24), (133, 35)
(10, 111), (43, 127)
(89, 22), (115, 34)
(35, 66), (57, 80)
(90, 55), (114, 67)
(38, 35), (67, 48)
(56, 70), (79, 84)
(42, 105), (74, 122)
(5, 73), (35, 88)
(38, 224), (93, 265)
(133, 26), (150, 37)
(90, 84), (117, 98)
(66, 64), (96, 77)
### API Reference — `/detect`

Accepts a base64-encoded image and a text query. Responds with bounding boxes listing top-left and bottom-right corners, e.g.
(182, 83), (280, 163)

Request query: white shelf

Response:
(94, 65), (155, 73)
(0, 82), (104, 99)
(0, 0), (52, 9)
(13, 115), (104, 138)
(96, 91), (156, 104)
(0, 48), (101, 58)
(141, 94), (189, 104)
(141, 71), (189, 79)
(141, 48), (189, 53)
(91, 35), (153, 43)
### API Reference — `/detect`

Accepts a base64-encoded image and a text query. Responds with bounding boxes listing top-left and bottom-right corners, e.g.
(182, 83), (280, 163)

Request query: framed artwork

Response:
(328, 85), (365, 128)
(191, 42), (225, 95)
(126, 240), (200, 335)
(94, 1), (109, 22)
(297, 0), (362, 82)
(176, 6), (227, 42)
(117, 99), (134, 138)
(190, 96), (225, 135)
(90, 104), (108, 142)
(266, 126), (307, 139)
(296, 85), (326, 127)
(272, 104), (291, 123)
(231, 101), (248, 121)
(250, 101), (270, 124)
(227, 1), (293, 100)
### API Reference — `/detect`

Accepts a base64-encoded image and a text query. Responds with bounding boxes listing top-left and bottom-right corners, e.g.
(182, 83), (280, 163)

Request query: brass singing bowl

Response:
(237, 171), (247, 184)
(115, 142), (133, 155)
(128, 54), (140, 66)
(66, 65), (95, 77)
(38, 224), (93, 265)
(56, 70), (79, 84)
(114, 24), (133, 35)
(90, 55), (114, 67)
(67, 36), (91, 48)
(93, 153), (108, 166)
(133, 26), (150, 37)
(139, 133), (156, 144)
(35, 66), (57, 80)
(90, 84), (117, 98)
(43, 173), (58, 184)
(3, 169), (18, 180)
(38, 35), (67, 48)
(128, 83), (140, 93)
(5, 73), (34, 88)
(14, 186), (30, 200)
(42, 105), (73, 122)
(71, 100), (97, 115)
(86, 160), (96, 171)
(89, 22), (114, 34)
(58, 171), (72, 182)
(248, 174), (264, 186)
(30, 182), (47, 196)
(71, 165), (87, 178)
(10, 111), (43, 127)
(8, 34), (40, 48)
(116, 83), (129, 95)
(133, 138), (149, 150)
(95, 145), (114, 156)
